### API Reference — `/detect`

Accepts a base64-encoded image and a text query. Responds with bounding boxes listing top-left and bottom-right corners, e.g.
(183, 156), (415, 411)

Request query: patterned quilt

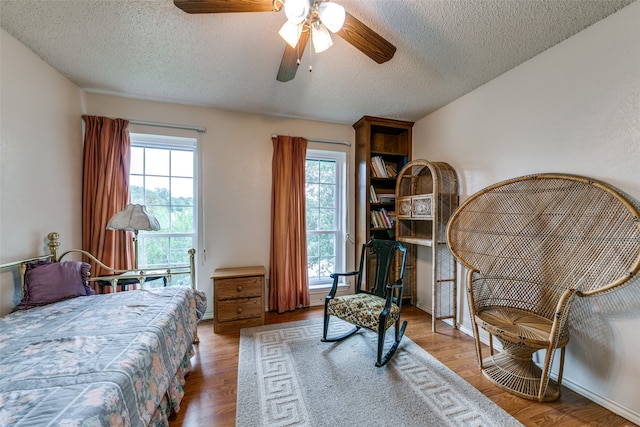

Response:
(0, 286), (207, 427)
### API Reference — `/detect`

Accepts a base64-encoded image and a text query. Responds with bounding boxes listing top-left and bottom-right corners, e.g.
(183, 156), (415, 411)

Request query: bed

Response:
(0, 232), (207, 426)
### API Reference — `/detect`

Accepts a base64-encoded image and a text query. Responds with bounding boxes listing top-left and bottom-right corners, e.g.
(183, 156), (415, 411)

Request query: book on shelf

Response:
(369, 185), (379, 203)
(370, 211), (380, 228)
(385, 162), (398, 178)
(380, 208), (392, 228)
(372, 187), (396, 205)
(371, 211), (383, 228)
(387, 210), (396, 227)
(377, 192), (396, 204)
(370, 156), (388, 178)
(371, 209), (394, 229)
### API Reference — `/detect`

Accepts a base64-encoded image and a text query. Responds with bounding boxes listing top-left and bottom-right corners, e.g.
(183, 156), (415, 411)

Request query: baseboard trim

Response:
(556, 375), (640, 425)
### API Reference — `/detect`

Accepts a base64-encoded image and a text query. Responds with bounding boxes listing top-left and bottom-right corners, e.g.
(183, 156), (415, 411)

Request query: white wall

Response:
(412, 2), (640, 421)
(0, 29), (85, 315)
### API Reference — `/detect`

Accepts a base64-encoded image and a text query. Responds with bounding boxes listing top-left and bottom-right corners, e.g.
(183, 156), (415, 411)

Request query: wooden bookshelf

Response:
(353, 116), (415, 303)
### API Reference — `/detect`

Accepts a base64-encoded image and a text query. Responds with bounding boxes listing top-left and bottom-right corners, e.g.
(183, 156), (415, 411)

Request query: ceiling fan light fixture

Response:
(318, 2), (345, 33)
(284, 0), (311, 25)
(279, 21), (302, 48)
(311, 21), (333, 53)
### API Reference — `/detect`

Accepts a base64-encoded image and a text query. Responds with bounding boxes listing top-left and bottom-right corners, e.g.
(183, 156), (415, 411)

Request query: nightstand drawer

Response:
(216, 297), (263, 322)
(215, 276), (263, 299)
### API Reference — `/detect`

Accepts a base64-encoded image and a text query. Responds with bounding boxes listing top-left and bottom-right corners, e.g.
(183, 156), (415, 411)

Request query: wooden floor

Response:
(171, 306), (637, 427)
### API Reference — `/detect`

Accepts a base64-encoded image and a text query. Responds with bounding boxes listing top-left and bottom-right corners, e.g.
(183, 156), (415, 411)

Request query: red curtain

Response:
(82, 115), (133, 280)
(269, 135), (310, 313)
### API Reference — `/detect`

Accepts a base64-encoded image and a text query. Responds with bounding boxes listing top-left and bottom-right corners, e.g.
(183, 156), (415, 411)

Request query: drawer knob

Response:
(237, 286), (242, 292)
(237, 307), (243, 314)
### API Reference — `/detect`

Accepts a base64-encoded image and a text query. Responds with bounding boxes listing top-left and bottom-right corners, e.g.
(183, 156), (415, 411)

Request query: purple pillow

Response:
(18, 261), (95, 310)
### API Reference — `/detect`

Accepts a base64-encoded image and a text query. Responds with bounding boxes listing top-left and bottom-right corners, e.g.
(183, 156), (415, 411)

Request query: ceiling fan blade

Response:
(174, 0), (276, 14)
(277, 31), (309, 82)
(336, 12), (396, 64)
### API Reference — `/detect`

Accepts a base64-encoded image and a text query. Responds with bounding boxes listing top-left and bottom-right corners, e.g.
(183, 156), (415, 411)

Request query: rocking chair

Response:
(322, 239), (408, 367)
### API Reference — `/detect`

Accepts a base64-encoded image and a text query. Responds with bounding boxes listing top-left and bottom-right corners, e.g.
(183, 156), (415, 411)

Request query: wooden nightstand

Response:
(212, 266), (266, 333)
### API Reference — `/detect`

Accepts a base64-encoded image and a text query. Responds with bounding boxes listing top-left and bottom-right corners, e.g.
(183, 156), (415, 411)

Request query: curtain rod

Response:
(271, 134), (351, 147)
(129, 119), (206, 134)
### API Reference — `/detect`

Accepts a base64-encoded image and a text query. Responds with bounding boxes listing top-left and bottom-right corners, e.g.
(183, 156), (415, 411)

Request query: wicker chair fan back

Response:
(447, 174), (640, 321)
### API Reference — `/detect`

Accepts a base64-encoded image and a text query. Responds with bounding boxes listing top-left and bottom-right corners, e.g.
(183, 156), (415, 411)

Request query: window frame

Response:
(306, 148), (347, 288)
(129, 132), (198, 269)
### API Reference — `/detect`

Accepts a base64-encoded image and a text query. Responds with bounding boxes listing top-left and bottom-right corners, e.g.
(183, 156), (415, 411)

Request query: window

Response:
(129, 133), (197, 272)
(305, 149), (346, 287)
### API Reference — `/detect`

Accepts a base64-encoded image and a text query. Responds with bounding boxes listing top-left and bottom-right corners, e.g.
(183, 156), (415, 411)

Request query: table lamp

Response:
(106, 204), (160, 269)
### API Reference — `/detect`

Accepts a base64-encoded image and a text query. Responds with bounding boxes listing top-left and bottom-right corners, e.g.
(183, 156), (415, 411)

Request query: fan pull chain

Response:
(308, 37), (313, 72)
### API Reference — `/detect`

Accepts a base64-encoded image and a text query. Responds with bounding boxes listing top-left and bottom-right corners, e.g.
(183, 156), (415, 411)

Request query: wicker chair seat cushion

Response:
(476, 307), (569, 349)
(327, 293), (399, 332)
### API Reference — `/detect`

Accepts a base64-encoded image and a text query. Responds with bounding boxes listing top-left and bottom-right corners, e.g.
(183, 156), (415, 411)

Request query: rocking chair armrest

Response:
(326, 271), (359, 298)
(329, 271), (360, 278)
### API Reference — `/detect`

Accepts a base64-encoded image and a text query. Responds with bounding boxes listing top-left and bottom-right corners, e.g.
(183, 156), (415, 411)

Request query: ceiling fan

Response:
(173, 0), (396, 82)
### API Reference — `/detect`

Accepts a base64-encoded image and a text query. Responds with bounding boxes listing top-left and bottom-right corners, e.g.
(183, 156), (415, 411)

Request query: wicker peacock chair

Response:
(446, 173), (640, 401)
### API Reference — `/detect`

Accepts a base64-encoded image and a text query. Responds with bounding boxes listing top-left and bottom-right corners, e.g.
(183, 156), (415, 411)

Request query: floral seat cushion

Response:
(327, 293), (400, 332)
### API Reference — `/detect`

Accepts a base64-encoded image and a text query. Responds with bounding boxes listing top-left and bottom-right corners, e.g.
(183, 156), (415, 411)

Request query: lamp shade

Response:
(279, 20), (303, 48)
(284, 0), (311, 25)
(311, 21), (333, 53)
(106, 204), (160, 232)
(318, 2), (345, 33)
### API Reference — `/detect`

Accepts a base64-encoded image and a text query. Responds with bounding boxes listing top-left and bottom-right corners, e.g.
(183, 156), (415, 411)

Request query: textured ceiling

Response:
(0, 0), (635, 124)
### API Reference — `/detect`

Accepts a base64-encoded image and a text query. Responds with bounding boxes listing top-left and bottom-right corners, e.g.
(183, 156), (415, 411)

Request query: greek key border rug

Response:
(236, 319), (523, 427)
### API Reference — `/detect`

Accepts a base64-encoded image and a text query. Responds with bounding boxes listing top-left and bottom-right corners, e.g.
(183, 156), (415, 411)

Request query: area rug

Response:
(236, 319), (523, 427)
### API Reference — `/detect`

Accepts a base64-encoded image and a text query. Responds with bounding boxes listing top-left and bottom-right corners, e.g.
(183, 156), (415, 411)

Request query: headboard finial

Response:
(47, 232), (60, 261)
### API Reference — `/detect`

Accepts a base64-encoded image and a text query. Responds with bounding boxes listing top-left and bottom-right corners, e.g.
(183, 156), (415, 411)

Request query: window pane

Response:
(171, 177), (193, 204)
(172, 207), (194, 232)
(305, 160), (318, 182)
(140, 237), (169, 267)
(318, 207), (335, 230)
(319, 234), (335, 257)
(308, 256), (319, 280)
(145, 148), (170, 176)
(169, 236), (193, 265)
(147, 205), (170, 232)
(145, 177), (170, 205)
(131, 147), (144, 175)
(319, 184), (335, 208)
(319, 257), (335, 279)
(130, 175), (144, 204)
(306, 183), (319, 206)
(307, 233), (320, 280)
(306, 207), (319, 231)
(319, 160), (334, 183)
(171, 150), (193, 177)
(307, 234), (319, 256)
